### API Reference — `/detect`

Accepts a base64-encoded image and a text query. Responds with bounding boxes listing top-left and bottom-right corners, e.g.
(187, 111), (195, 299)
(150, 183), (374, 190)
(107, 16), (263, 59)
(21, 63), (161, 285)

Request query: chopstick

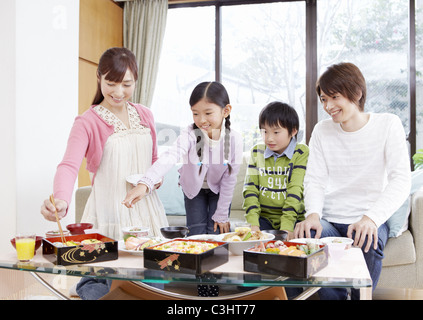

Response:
(49, 194), (67, 243)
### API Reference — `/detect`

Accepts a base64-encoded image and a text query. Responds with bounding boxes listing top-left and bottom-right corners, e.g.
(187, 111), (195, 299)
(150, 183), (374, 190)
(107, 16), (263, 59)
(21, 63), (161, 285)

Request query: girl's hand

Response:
(122, 184), (149, 208)
(41, 198), (67, 222)
(214, 221), (231, 234)
(347, 215), (378, 253)
(294, 213), (322, 239)
(154, 179), (163, 190)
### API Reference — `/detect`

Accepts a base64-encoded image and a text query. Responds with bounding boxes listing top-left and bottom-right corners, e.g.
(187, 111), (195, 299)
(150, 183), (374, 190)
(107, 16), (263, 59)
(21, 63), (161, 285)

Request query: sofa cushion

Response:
(382, 230), (416, 267)
(156, 164), (185, 215)
(387, 169), (423, 237)
(230, 152), (249, 211)
(167, 214), (186, 227)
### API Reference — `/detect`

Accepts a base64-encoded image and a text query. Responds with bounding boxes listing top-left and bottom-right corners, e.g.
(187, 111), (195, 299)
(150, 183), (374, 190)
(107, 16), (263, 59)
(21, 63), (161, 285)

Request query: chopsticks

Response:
(49, 194), (67, 243)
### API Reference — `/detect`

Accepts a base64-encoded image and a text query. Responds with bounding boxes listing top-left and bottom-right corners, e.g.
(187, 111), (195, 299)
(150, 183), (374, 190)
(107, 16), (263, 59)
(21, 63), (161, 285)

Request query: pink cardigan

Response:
(53, 103), (158, 207)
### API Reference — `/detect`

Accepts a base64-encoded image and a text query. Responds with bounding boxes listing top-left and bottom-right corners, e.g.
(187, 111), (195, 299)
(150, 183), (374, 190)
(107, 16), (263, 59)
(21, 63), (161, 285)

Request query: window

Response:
(417, 0), (423, 151)
(151, 6), (215, 147)
(152, 0), (419, 160)
(317, 0), (410, 134)
(221, 2), (305, 148)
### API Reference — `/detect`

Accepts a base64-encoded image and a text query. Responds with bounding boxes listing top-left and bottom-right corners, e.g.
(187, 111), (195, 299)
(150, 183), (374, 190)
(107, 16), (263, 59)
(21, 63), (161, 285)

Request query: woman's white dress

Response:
(81, 104), (168, 239)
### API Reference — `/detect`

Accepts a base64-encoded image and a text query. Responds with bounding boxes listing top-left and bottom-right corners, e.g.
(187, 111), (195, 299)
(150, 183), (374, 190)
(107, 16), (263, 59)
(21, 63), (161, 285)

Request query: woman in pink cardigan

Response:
(40, 47), (168, 240)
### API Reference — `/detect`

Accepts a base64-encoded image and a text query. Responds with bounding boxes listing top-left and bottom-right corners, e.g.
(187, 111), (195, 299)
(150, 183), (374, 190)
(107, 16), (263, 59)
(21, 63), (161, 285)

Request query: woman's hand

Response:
(214, 221), (231, 234)
(122, 184), (149, 208)
(347, 215), (378, 253)
(294, 213), (322, 239)
(41, 198), (67, 222)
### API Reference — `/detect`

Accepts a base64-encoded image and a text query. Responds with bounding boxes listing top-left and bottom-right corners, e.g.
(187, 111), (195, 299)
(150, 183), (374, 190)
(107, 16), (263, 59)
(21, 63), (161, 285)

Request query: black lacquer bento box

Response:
(42, 233), (118, 266)
(243, 241), (329, 279)
(143, 238), (229, 275)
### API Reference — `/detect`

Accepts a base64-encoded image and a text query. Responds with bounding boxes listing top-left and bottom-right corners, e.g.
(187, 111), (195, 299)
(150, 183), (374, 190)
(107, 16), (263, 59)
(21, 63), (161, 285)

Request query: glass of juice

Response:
(15, 234), (36, 262)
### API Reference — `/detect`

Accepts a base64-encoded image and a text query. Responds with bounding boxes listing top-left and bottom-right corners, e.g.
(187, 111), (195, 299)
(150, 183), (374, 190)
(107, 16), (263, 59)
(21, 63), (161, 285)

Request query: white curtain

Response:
(123, 0), (168, 107)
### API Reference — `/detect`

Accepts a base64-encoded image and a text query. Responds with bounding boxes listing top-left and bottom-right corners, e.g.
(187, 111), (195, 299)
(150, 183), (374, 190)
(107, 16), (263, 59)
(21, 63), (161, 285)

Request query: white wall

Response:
(0, 1), (17, 251)
(0, 0), (79, 251)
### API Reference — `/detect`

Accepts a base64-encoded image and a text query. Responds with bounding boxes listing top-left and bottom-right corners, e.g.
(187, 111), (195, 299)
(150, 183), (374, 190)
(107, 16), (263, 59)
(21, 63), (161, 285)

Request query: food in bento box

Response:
(151, 240), (218, 254)
(124, 237), (161, 251)
(52, 239), (102, 247)
(248, 240), (321, 257)
(222, 227), (266, 241)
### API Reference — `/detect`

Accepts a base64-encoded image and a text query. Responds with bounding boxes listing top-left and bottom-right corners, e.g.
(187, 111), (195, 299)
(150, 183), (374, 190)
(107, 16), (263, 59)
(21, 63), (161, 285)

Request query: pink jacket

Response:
(53, 103), (158, 207)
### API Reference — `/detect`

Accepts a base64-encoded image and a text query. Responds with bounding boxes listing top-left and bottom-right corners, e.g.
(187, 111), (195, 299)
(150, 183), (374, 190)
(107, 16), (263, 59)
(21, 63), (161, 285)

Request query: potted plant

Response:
(413, 149), (423, 170)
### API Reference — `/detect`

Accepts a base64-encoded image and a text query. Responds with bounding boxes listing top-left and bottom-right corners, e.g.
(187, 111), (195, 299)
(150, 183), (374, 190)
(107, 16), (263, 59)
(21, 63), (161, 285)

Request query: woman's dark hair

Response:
(189, 81), (232, 174)
(259, 101), (299, 137)
(92, 47), (138, 105)
(316, 62), (366, 111)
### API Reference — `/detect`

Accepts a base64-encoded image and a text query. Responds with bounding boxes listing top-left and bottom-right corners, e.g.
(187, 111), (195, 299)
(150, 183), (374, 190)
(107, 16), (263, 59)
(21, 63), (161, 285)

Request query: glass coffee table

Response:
(0, 245), (371, 300)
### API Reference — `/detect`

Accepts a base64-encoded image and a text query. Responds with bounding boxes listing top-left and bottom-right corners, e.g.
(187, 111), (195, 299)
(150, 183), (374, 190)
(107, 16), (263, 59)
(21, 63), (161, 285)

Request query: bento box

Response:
(143, 238), (229, 274)
(243, 240), (329, 278)
(42, 233), (118, 266)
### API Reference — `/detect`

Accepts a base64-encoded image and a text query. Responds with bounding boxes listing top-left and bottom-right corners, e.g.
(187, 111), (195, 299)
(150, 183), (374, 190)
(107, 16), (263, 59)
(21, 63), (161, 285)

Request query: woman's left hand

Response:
(347, 215), (378, 253)
(214, 221), (231, 234)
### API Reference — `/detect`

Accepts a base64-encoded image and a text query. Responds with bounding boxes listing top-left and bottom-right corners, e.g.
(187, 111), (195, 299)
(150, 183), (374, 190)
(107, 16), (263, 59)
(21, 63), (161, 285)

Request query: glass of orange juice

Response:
(15, 234), (36, 262)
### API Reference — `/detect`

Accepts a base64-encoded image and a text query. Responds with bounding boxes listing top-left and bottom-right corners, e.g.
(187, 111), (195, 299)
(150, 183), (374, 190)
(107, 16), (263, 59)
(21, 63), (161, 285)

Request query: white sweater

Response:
(304, 113), (411, 227)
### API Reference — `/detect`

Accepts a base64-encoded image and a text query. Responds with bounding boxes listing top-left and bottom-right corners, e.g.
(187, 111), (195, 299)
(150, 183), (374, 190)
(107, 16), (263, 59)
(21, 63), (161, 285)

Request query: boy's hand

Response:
(122, 184), (149, 208)
(283, 230), (294, 241)
(250, 225), (260, 232)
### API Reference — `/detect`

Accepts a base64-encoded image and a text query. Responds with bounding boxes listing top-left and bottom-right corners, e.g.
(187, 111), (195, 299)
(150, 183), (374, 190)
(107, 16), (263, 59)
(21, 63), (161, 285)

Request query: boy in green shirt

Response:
(243, 102), (309, 239)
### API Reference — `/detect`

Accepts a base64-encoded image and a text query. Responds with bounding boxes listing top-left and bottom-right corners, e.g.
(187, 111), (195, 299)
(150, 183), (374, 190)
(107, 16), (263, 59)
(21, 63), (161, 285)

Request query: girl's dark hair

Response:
(189, 81), (232, 174)
(316, 62), (366, 111)
(259, 101), (299, 137)
(92, 47), (138, 105)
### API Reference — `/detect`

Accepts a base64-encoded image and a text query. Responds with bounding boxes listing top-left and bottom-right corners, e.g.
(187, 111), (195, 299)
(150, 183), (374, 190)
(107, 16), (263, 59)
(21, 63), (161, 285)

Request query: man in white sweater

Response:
(294, 62), (411, 300)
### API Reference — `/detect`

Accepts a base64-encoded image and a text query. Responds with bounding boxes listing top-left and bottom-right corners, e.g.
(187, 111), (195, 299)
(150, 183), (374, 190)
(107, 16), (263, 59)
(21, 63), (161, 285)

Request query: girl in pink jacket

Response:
(123, 81), (244, 235)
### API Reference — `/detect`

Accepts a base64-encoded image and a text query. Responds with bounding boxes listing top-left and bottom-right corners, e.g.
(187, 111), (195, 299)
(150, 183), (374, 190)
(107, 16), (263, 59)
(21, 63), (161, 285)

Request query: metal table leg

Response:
(29, 272), (70, 300)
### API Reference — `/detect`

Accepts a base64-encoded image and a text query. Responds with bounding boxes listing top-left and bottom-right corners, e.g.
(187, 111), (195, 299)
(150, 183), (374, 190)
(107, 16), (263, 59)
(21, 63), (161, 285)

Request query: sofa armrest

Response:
(410, 186), (423, 248)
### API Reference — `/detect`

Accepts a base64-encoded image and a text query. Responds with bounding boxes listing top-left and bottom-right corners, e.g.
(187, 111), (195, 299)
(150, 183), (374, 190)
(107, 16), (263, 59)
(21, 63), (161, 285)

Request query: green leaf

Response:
(413, 149), (423, 170)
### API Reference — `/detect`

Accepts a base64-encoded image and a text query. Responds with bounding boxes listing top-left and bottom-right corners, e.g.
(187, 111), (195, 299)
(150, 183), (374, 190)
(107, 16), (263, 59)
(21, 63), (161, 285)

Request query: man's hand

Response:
(347, 215), (378, 253)
(294, 213), (322, 239)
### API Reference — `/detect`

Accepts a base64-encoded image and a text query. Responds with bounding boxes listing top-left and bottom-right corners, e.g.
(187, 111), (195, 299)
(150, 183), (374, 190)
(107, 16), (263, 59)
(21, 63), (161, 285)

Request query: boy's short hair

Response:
(259, 101), (299, 136)
(316, 62), (367, 111)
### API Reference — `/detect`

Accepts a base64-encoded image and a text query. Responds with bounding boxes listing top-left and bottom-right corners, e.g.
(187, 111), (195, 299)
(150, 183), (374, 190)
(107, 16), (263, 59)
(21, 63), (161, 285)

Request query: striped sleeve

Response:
(279, 144), (309, 231)
(242, 146), (262, 226)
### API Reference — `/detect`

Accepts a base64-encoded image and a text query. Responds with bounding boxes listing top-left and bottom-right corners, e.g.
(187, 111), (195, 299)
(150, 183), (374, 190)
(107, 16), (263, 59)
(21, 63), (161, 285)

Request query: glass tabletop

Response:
(0, 254), (371, 289)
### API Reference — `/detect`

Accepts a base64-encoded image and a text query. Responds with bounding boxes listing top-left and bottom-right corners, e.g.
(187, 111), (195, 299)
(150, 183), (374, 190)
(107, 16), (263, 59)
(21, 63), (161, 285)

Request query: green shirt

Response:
(242, 142), (309, 231)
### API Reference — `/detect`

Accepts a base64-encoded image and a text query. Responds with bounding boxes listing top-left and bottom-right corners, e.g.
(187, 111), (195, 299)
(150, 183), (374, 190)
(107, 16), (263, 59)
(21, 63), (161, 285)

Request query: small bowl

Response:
(66, 223), (94, 235)
(160, 226), (189, 239)
(10, 236), (43, 254)
(122, 226), (150, 240)
(262, 230), (288, 241)
(45, 230), (71, 238)
(320, 237), (354, 260)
